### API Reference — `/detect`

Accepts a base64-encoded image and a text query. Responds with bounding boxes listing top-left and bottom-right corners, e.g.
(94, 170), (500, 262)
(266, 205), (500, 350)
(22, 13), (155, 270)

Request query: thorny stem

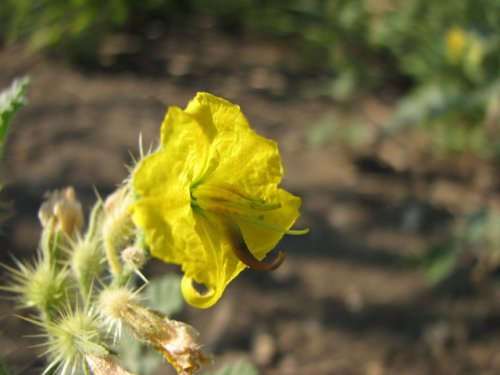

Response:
(76, 202), (104, 298)
(79, 276), (91, 301)
(85, 201), (102, 242)
(104, 237), (122, 283)
(40, 219), (62, 267)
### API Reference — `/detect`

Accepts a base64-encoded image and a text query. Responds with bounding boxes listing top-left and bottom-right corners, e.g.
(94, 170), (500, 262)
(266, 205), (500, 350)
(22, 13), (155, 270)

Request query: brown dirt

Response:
(1, 29), (500, 375)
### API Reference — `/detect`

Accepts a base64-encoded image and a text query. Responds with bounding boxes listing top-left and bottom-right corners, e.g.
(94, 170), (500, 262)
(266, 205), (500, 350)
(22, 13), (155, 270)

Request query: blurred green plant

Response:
(0, 76), (30, 375)
(193, 0), (384, 85)
(375, 0), (500, 156)
(413, 208), (500, 284)
(0, 0), (186, 61)
(0, 77), (30, 160)
(3, 0), (498, 116)
(306, 112), (367, 148)
(204, 361), (258, 375)
(0, 357), (11, 375)
(191, 0), (500, 156)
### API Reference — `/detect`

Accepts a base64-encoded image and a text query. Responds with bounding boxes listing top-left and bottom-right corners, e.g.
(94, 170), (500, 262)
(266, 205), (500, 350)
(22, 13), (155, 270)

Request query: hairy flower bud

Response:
(43, 307), (113, 375)
(99, 287), (210, 374)
(121, 245), (149, 283)
(102, 187), (135, 248)
(39, 186), (84, 237)
(3, 254), (70, 320)
(70, 236), (105, 297)
(85, 354), (134, 375)
(121, 246), (147, 271)
(102, 187), (135, 278)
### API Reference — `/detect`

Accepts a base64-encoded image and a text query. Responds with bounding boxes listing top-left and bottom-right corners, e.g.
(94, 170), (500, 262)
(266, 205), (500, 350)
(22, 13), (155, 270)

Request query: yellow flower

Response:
(446, 27), (467, 63)
(130, 92), (307, 308)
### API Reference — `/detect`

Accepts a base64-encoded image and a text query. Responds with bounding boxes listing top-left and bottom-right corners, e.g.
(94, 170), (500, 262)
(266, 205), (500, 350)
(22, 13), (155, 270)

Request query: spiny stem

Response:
(104, 238), (122, 282)
(85, 201), (102, 242)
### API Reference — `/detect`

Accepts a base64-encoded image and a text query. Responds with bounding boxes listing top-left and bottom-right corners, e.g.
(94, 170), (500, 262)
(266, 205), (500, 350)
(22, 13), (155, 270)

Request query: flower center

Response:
(191, 183), (306, 234)
(191, 183), (277, 214)
(190, 183), (306, 270)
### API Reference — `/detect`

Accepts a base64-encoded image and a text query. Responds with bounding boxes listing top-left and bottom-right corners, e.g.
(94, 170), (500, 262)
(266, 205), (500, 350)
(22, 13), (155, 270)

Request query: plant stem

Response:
(104, 238), (122, 282)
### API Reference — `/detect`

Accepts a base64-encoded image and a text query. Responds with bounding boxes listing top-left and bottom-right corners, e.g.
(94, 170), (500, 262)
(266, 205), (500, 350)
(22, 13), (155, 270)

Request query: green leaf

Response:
(385, 84), (450, 133)
(422, 243), (460, 284)
(145, 274), (183, 316)
(204, 361), (258, 375)
(117, 331), (163, 375)
(306, 113), (337, 147)
(0, 355), (11, 375)
(329, 70), (357, 102)
(0, 76), (30, 159)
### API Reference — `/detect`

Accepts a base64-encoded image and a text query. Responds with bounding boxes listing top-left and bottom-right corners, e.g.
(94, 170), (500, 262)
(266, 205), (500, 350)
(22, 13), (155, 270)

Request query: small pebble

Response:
(252, 331), (276, 367)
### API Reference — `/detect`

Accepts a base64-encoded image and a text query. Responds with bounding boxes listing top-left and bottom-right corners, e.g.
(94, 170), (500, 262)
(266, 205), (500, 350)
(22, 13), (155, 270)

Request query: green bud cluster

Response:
(2, 185), (206, 375)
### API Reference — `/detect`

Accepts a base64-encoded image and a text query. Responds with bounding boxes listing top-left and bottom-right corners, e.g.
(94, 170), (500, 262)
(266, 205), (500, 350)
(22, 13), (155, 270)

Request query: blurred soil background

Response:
(1, 1), (500, 374)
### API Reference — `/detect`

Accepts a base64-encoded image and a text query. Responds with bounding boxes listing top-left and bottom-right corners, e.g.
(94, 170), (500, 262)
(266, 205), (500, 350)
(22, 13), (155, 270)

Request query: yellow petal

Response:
(185, 93), (282, 194)
(159, 105), (211, 183)
(181, 212), (245, 309)
(235, 189), (302, 260)
(132, 105), (210, 264)
(131, 142), (196, 266)
(130, 191), (196, 266)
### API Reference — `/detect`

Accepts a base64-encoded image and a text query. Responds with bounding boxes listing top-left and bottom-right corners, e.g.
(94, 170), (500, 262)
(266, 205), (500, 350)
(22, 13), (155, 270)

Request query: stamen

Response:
(194, 199), (274, 219)
(191, 183), (309, 236)
(239, 215), (310, 235)
(192, 184), (281, 211)
(226, 218), (286, 271)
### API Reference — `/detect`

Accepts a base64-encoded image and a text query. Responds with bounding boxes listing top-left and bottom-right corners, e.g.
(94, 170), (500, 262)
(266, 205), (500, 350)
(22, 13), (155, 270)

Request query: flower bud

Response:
(101, 187), (135, 278)
(102, 187), (135, 249)
(85, 354), (134, 375)
(121, 245), (149, 283)
(38, 186), (84, 237)
(121, 245), (147, 270)
(4, 255), (70, 320)
(99, 287), (210, 374)
(43, 307), (112, 375)
(70, 237), (105, 297)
